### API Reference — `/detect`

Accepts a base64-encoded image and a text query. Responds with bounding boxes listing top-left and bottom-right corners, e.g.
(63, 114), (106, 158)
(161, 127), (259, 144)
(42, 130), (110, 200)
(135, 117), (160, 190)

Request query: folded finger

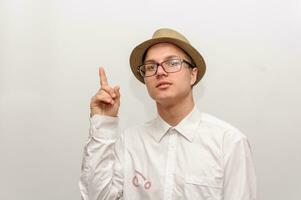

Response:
(95, 93), (114, 104)
(114, 86), (120, 99)
(102, 85), (116, 98)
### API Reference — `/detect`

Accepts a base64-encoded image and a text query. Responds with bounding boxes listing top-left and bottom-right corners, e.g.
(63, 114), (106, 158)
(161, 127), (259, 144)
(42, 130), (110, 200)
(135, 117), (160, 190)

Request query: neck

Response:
(156, 92), (195, 127)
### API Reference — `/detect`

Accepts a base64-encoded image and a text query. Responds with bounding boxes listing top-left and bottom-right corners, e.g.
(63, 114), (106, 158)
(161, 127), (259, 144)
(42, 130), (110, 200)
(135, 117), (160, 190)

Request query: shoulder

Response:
(122, 118), (157, 138)
(198, 112), (253, 155)
(199, 112), (247, 142)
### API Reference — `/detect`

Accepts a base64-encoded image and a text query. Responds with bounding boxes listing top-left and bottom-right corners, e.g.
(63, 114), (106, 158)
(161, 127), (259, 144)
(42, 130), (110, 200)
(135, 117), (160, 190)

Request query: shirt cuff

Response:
(89, 114), (119, 140)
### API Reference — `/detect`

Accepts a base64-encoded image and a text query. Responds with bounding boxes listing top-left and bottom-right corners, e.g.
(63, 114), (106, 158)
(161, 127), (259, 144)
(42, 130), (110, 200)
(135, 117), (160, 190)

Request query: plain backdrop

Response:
(0, 0), (300, 199)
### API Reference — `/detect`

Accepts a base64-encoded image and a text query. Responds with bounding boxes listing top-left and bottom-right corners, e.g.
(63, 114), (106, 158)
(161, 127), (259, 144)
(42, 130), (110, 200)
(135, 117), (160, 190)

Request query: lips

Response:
(156, 81), (172, 88)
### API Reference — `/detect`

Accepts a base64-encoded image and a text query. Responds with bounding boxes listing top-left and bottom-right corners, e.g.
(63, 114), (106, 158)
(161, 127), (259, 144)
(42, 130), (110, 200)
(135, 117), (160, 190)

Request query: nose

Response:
(156, 65), (168, 76)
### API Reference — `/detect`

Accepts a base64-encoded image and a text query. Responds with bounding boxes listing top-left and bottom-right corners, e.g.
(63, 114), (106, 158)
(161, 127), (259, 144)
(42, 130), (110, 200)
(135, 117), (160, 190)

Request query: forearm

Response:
(79, 115), (124, 200)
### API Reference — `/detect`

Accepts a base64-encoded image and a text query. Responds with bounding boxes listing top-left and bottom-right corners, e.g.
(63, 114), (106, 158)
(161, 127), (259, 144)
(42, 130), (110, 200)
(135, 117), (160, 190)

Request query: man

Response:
(79, 28), (257, 200)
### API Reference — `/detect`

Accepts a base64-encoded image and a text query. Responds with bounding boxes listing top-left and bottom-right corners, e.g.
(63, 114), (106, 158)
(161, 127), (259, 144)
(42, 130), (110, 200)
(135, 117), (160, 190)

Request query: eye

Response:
(167, 59), (181, 67)
(145, 64), (157, 71)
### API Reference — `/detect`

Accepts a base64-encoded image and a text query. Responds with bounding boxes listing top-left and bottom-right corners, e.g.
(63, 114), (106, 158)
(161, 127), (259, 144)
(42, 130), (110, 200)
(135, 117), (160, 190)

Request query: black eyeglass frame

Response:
(137, 58), (195, 78)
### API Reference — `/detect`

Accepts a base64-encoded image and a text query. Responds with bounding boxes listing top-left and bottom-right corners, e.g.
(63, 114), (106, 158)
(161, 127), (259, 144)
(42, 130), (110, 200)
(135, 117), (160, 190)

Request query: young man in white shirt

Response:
(79, 28), (257, 200)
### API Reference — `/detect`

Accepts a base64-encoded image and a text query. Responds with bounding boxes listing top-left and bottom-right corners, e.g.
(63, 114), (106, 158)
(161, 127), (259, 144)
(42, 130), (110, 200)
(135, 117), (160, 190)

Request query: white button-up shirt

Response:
(79, 107), (257, 200)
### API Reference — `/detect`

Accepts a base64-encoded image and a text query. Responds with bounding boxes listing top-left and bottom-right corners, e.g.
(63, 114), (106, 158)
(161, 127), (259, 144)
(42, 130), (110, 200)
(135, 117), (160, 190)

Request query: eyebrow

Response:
(144, 55), (181, 64)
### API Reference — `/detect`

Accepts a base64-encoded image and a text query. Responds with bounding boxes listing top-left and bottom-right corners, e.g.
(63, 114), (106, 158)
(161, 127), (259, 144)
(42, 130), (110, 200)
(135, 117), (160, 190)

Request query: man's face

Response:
(143, 43), (198, 105)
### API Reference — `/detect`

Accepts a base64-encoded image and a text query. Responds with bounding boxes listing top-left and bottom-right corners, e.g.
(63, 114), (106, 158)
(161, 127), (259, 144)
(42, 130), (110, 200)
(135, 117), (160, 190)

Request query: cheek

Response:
(178, 72), (193, 86)
(175, 77), (193, 94)
(144, 79), (155, 94)
(144, 78), (151, 88)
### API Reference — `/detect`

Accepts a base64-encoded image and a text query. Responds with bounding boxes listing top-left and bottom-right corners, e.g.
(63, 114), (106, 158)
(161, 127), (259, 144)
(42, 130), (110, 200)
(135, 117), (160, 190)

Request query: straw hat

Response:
(129, 28), (206, 85)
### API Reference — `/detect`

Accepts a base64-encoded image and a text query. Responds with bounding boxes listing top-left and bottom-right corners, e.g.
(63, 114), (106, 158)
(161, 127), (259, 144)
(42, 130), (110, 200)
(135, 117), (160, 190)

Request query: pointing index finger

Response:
(99, 67), (109, 86)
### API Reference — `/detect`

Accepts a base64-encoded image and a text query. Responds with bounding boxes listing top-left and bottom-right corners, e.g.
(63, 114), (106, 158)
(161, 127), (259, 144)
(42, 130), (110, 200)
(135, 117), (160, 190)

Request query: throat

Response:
(156, 98), (195, 126)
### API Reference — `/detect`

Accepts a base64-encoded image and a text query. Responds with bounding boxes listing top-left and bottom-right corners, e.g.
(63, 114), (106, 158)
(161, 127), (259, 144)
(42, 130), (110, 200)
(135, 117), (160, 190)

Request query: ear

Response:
(190, 67), (198, 86)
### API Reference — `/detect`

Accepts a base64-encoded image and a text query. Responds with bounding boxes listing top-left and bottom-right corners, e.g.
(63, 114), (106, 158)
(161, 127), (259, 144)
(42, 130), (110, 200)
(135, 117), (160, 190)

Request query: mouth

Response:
(156, 82), (172, 89)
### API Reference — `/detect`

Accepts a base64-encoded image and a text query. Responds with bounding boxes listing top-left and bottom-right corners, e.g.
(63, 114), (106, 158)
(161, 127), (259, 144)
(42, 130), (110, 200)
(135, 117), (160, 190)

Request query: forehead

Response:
(144, 42), (189, 61)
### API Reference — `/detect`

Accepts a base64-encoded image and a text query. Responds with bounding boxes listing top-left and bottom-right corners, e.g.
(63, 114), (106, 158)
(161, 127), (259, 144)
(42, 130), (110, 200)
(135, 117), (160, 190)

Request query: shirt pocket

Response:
(184, 175), (223, 200)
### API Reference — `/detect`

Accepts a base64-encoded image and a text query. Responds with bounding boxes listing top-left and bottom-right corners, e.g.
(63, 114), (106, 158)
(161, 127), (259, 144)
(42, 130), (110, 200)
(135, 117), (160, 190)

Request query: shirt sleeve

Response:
(79, 115), (124, 200)
(223, 130), (257, 200)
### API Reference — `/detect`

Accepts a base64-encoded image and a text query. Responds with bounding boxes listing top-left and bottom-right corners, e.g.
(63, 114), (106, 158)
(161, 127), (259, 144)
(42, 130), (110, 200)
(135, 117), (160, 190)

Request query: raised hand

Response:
(90, 67), (120, 117)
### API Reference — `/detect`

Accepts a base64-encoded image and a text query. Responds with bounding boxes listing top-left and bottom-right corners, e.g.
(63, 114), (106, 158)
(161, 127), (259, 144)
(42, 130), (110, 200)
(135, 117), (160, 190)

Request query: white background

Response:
(0, 0), (300, 199)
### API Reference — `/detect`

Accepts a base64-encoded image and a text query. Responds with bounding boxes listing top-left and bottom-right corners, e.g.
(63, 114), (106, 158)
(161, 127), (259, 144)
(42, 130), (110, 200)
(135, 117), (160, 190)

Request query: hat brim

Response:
(130, 37), (206, 85)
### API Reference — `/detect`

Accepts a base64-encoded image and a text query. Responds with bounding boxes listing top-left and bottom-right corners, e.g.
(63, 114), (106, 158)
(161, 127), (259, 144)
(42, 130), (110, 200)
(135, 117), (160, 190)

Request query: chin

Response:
(152, 93), (177, 104)
(147, 86), (178, 103)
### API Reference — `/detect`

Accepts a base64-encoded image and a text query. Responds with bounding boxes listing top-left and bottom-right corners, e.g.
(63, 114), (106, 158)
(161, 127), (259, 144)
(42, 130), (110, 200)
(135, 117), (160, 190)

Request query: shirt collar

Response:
(152, 106), (202, 143)
(152, 114), (171, 143)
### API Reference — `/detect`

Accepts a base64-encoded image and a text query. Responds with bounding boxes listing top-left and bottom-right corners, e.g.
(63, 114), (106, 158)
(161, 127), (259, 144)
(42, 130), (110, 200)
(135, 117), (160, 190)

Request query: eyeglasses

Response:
(137, 58), (195, 78)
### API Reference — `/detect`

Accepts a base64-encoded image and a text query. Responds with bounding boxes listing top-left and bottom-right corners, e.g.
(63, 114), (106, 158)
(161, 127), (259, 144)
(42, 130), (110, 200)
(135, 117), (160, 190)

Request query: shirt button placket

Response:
(163, 129), (177, 200)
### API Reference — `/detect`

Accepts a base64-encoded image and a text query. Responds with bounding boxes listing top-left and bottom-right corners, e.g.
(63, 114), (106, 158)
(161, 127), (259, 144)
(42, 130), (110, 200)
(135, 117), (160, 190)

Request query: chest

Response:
(123, 133), (224, 200)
